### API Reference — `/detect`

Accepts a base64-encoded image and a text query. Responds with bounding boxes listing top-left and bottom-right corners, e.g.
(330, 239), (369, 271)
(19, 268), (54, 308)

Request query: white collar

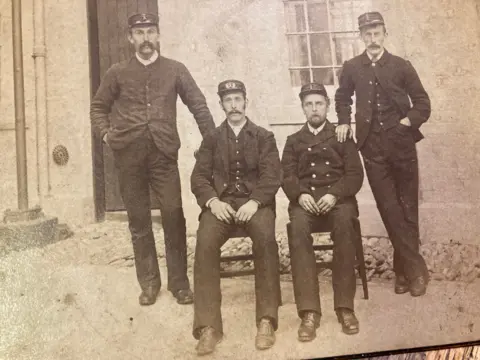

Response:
(366, 48), (385, 62)
(135, 50), (159, 66)
(307, 121), (326, 135)
(228, 118), (247, 136)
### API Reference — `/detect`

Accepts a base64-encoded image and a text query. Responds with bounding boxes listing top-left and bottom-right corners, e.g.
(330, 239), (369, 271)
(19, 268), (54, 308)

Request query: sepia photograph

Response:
(0, 0), (479, 359)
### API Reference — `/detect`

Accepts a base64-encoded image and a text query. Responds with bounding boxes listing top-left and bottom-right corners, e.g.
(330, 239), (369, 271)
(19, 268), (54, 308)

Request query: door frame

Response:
(87, 0), (106, 221)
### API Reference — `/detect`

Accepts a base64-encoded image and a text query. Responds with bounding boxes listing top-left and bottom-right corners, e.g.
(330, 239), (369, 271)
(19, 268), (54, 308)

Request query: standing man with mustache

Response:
(90, 13), (215, 306)
(335, 12), (431, 296)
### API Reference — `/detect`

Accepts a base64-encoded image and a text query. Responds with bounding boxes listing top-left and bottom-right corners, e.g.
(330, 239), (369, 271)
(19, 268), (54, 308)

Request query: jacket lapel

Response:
(216, 121), (230, 175)
(242, 118), (258, 170)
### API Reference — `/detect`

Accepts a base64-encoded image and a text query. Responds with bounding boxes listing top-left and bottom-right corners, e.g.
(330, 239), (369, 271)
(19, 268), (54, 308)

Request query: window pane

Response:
(333, 32), (364, 65)
(284, 2), (306, 32)
(310, 34), (332, 66)
(312, 68), (334, 86)
(290, 69), (311, 87)
(307, 1), (328, 32)
(330, 0), (373, 32)
(287, 35), (309, 66)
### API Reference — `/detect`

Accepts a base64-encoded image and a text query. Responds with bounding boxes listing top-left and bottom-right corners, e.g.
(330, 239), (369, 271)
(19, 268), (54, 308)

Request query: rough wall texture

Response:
(0, 0), (479, 242)
(0, 0), (94, 225)
(0, 0), (38, 211)
(158, 0), (480, 242)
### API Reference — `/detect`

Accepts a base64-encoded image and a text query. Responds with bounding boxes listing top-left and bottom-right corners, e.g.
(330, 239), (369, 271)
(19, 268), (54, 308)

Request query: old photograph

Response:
(1, 0), (480, 359)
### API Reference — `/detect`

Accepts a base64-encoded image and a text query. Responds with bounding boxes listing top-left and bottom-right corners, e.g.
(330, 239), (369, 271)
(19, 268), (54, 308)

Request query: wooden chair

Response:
(286, 220), (369, 300)
(219, 227), (261, 278)
(219, 226), (283, 306)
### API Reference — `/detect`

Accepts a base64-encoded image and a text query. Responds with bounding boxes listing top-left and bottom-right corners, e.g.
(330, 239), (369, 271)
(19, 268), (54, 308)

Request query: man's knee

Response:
(330, 204), (360, 236)
(288, 205), (313, 238)
(248, 208), (276, 244)
(196, 212), (227, 252)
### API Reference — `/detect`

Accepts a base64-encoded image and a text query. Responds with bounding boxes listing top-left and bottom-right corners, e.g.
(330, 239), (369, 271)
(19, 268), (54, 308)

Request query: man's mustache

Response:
(139, 41), (155, 49)
(228, 111), (242, 115)
(369, 44), (381, 49)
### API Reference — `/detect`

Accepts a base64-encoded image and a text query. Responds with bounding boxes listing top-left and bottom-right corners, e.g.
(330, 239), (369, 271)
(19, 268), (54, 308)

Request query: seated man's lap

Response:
(288, 197), (359, 229)
(328, 198), (359, 226)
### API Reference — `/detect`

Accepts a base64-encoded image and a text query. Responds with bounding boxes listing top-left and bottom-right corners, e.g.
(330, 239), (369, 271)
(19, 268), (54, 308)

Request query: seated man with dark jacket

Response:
(190, 80), (282, 356)
(281, 83), (364, 340)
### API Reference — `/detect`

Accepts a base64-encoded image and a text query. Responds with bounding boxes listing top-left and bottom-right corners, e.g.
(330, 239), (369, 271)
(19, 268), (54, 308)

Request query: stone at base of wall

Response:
(40, 194), (95, 227)
(0, 215), (59, 256)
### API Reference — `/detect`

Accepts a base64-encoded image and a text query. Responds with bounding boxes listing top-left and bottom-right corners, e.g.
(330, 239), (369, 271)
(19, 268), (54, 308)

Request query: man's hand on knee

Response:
(317, 194), (337, 214)
(209, 199), (236, 224)
(298, 194), (321, 215)
(235, 200), (259, 224)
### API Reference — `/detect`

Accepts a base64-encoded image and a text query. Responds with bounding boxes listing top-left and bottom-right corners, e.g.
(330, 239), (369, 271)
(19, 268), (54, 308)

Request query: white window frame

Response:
(283, 0), (371, 123)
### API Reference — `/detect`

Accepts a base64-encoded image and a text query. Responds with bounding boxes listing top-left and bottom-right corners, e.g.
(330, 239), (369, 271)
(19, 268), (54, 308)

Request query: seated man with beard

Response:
(281, 83), (364, 340)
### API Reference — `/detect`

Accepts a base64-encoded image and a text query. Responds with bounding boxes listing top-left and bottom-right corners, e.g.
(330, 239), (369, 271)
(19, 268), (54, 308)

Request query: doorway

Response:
(87, 0), (161, 220)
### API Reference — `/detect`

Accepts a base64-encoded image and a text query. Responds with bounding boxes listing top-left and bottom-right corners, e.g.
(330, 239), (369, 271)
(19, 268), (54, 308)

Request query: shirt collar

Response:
(366, 48), (385, 62)
(307, 121), (326, 135)
(227, 118), (247, 136)
(135, 50), (159, 66)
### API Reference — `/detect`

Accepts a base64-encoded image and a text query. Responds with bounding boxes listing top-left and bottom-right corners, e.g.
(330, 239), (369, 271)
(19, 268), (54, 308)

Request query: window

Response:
(284, 0), (372, 90)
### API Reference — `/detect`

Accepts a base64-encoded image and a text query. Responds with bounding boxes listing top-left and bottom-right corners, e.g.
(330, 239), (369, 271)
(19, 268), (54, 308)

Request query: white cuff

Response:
(206, 197), (218, 208)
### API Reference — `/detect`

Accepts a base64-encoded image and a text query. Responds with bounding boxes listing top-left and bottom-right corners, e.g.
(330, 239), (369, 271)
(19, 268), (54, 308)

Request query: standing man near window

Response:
(190, 80), (282, 355)
(90, 13), (215, 306)
(335, 11), (431, 296)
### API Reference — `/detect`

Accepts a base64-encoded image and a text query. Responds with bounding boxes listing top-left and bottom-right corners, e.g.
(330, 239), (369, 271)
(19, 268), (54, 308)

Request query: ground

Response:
(0, 221), (479, 360)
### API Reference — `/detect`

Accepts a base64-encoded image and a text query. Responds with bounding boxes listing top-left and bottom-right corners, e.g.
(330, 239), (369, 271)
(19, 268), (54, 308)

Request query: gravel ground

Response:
(3, 220), (479, 284)
(208, 233), (480, 283)
(1, 220), (480, 360)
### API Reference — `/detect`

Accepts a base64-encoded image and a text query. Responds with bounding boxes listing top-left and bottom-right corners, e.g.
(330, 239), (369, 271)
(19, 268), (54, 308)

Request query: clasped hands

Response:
(209, 198), (259, 224)
(299, 193), (337, 215)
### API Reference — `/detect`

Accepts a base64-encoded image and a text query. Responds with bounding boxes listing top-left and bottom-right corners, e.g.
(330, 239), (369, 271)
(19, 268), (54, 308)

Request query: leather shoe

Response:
(139, 286), (159, 306)
(298, 311), (320, 342)
(255, 318), (275, 350)
(336, 308), (359, 335)
(196, 327), (222, 356)
(174, 289), (194, 304)
(409, 275), (428, 297)
(395, 275), (410, 294)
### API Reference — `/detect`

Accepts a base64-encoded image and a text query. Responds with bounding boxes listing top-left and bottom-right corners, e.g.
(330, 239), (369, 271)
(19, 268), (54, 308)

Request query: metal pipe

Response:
(33, 0), (50, 202)
(12, 0), (29, 210)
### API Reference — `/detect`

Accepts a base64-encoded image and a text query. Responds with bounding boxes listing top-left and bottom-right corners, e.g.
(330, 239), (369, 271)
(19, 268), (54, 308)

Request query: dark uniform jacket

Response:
(191, 118), (282, 209)
(90, 55), (215, 159)
(281, 121), (364, 203)
(335, 50), (431, 149)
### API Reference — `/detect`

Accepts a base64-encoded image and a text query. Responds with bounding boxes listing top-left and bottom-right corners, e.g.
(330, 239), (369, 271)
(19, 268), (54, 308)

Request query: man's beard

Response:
(308, 115), (326, 128)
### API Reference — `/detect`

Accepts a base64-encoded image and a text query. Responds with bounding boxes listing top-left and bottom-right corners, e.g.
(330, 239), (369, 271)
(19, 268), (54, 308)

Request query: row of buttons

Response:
(307, 147), (328, 152)
(310, 161), (329, 166)
(311, 185), (332, 191)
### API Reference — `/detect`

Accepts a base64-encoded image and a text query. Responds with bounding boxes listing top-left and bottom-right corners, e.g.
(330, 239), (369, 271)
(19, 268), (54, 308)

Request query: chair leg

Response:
(357, 248), (369, 299)
(354, 222), (369, 300)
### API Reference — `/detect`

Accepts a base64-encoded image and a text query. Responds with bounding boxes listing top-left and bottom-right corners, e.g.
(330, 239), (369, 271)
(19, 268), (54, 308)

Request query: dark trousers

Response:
(288, 201), (359, 317)
(112, 132), (190, 294)
(192, 196), (281, 339)
(360, 125), (428, 280)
